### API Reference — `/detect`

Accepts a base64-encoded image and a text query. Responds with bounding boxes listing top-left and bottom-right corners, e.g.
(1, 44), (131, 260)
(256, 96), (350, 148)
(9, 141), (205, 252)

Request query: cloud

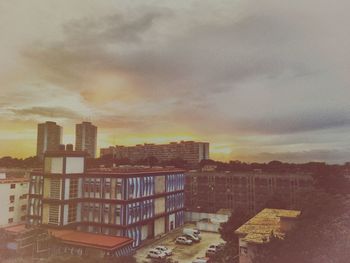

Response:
(9, 106), (82, 119)
(2, 0), (350, 161)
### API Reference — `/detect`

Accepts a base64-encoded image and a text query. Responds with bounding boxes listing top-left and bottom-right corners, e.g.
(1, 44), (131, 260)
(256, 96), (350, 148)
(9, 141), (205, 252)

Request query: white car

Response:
(208, 243), (225, 251)
(175, 236), (193, 245)
(147, 249), (167, 259)
(184, 233), (200, 242)
(155, 245), (173, 256)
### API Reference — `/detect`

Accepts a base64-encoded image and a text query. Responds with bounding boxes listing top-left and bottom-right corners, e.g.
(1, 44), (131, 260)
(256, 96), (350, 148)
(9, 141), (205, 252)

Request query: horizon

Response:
(2, 0), (350, 164)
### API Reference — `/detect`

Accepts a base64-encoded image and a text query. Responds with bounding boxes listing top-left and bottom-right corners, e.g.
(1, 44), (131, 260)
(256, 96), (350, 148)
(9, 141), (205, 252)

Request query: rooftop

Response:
(235, 208), (301, 244)
(3, 224), (28, 234)
(0, 177), (28, 184)
(49, 229), (133, 251)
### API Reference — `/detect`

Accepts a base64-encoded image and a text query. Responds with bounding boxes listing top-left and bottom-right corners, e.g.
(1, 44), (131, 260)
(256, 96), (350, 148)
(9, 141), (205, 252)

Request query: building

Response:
(0, 174), (29, 226)
(235, 208), (301, 263)
(100, 141), (210, 167)
(36, 121), (62, 160)
(75, 122), (97, 158)
(49, 229), (133, 258)
(27, 149), (185, 251)
(0, 224), (50, 258)
(185, 171), (313, 215)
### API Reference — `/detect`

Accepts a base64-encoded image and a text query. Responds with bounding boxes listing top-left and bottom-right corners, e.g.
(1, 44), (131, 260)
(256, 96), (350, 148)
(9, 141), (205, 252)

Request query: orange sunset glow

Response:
(1, 0), (350, 163)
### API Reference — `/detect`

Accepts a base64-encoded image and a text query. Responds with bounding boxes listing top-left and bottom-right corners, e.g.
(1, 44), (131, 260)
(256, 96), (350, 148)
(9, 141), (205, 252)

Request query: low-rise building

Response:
(27, 149), (185, 250)
(235, 208), (301, 263)
(185, 171), (313, 215)
(0, 174), (29, 226)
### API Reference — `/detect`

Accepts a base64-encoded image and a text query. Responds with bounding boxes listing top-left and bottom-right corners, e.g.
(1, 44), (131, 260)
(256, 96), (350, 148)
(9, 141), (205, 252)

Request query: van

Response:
(183, 228), (201, 238)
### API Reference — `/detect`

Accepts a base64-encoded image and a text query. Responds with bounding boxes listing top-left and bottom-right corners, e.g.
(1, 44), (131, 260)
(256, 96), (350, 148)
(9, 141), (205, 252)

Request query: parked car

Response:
(183, 228), (201, 238)
(175, 236), (193, 245)
(184, 233), (200, 242)
(192, 257), (212, 263)
(147, 249), (167, 259)
(208, 243), (225, 252)
(205, 248), (217, 258)
(154, 245), (173, 256)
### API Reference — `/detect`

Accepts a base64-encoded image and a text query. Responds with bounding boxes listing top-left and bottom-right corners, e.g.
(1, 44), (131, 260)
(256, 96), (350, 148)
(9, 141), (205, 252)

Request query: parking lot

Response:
(135, 225), (224, 263)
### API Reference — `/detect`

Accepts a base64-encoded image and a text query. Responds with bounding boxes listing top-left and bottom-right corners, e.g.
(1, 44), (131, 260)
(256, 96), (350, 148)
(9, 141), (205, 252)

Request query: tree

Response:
(252, 190), (350, 263)
(215, 208), (250, 262)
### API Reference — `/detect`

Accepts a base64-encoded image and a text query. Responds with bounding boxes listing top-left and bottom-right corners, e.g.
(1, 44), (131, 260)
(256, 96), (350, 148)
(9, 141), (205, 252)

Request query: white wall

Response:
(0, 181), (28, 226)
(66, 157), (84, 174)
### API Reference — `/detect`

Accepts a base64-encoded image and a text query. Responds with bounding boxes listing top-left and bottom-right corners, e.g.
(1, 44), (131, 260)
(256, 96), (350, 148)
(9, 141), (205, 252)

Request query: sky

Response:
(1, 0), (350, 163)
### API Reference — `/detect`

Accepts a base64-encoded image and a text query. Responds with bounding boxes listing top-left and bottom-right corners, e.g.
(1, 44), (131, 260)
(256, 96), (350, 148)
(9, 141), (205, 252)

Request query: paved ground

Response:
(135, 225), (224, 263)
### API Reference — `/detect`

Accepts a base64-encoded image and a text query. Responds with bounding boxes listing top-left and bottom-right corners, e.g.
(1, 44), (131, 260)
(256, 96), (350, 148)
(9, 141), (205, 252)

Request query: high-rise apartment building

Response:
(75, 122), (97, 158)
(100, 141), (210, 166)
(36, 121), (62, 160)
(0, 174), (28, 226)
(185, 171), (313, 215)
(28, 149), (185, 249)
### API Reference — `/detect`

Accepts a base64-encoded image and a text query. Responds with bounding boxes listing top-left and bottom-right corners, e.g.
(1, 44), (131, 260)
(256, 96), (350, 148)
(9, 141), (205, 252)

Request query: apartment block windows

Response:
(10, 184), (16, 189)
(8, 218), (13, 223)
(9, 207), (14, 212)
(9, 195), (15, 203)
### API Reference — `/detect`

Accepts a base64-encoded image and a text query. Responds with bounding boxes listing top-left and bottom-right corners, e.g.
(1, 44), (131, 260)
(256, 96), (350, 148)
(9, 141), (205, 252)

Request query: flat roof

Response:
(49, 229), (133, 251)
(235, 208), (301, 244)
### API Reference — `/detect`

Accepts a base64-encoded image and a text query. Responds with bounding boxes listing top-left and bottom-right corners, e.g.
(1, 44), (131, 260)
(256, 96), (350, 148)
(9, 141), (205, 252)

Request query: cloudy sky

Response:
(1, 0), (350, 163)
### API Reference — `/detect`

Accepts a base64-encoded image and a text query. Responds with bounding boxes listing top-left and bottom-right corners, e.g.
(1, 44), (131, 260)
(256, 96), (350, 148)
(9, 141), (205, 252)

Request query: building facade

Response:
(0, 175), (29, 226)
(75, 122), (97, 158)
(100, 141), (210, 167)
(185, 171), (313, 215)
(36, 121), (62, 160)
(27, 150), (185, 248)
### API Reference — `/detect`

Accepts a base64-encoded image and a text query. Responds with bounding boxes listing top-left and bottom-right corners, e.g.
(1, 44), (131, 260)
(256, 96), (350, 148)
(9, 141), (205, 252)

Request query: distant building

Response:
(36, 121), (62, 160)
(75, 122), (97, 158)
(0, 174), (29, 226)
(100, 141), (210, 167)
(185, 171), (313, 215)
(235, 208), (301, 263)
(27, 149), (185, 250)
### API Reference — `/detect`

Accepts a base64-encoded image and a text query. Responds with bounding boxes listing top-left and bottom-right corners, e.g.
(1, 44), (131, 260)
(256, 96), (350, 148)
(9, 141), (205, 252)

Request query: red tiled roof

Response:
(3, 224), (27, 234)
(49, 229), (133, 251)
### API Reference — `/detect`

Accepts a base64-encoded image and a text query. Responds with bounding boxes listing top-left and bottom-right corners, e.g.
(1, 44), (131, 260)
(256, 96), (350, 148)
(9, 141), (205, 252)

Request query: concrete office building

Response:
(185, 171), (313, 215)
(75, 122), (97, 158)
(0, 173), (29, 226)
(27, 148), (185, 250)
(36, 121), (62, 160)
(100, 141), (210, 167)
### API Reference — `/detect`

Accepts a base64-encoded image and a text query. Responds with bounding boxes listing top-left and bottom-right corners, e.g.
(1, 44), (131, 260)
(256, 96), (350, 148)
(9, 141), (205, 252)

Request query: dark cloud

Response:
(9, 106), (82, 119)
(238, 149), (350, 164)
(10, 0), (350, 162)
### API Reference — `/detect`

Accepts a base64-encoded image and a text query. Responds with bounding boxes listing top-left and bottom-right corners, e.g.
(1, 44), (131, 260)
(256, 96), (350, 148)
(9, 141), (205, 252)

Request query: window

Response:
(20, 216), (26, 221)
(69, 179), (78, 198)
(21, 205), (27, 211)
(240, 246), (248, 255)
(10, 184), (16, 189)
(9, 195), (15, 203)
(8, 218), (13, 223)
(9, 207), (14, 212)
(68, 204), (77, 223)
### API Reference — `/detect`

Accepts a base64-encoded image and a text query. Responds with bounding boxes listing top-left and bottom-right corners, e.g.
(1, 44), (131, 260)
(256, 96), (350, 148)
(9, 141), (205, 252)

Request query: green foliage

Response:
(219, 208), (250, 243)
(253, 190), (350, 263)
